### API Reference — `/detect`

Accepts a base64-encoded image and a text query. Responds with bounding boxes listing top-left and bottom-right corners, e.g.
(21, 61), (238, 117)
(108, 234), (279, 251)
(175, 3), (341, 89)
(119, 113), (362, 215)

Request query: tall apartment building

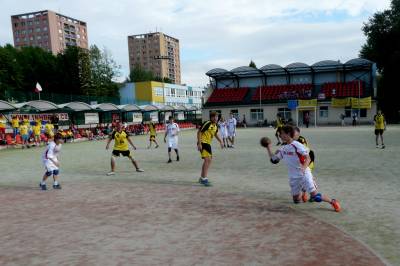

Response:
(128, 32), (181, 84)
(11, 10), (88, 54)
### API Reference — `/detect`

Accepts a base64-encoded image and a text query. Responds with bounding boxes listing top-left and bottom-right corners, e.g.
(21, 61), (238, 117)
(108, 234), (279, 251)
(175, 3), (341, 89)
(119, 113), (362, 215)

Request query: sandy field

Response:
(0, 126), (398, 265)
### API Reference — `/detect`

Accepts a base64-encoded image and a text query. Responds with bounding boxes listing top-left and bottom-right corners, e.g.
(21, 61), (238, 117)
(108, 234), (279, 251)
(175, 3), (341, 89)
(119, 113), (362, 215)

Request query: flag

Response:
(35, 82), (43, 93)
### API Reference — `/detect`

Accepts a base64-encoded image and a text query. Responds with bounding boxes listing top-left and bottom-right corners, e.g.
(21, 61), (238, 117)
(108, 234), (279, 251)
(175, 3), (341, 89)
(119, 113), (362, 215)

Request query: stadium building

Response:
(203, 58), (377, 126)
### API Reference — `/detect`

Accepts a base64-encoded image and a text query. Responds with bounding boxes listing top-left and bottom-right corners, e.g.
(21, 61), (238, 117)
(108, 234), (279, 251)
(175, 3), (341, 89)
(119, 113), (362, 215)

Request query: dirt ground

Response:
(0, 126), (398, 265)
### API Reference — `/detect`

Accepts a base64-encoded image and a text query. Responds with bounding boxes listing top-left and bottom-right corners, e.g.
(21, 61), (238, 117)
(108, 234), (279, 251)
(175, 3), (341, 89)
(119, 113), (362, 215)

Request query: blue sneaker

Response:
(53, 184), (61, 189)
(40, 183), (47, 191)
(199, 178), (211, 187)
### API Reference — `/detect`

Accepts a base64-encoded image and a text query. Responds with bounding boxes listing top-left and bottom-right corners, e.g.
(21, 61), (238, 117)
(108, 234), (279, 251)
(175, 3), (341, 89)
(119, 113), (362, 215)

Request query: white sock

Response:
(54, 181), (58, 186)
(41, 181), (46, 185)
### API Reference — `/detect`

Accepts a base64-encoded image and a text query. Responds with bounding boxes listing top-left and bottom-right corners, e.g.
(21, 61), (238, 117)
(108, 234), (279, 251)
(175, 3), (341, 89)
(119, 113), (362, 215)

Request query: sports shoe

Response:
(155, 145), (159, 148)
(382, 145), (385, 149)
(106, 171), (115, 176)
(177, 156), (180, 161)
(167, 159), (172, 163)
(53, 184), (61, 189)
(199, 178), (211, 187)
(376, 144), (379, 148)
(301, 193), (308, 202)
(136, 168), (144, 172)
(330, 199), (341, 212)
(40, 183), (47, 191)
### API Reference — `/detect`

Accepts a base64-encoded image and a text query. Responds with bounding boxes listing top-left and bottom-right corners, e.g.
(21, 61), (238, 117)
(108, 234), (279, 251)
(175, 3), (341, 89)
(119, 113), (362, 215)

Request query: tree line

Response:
(0, 44), (121, 101)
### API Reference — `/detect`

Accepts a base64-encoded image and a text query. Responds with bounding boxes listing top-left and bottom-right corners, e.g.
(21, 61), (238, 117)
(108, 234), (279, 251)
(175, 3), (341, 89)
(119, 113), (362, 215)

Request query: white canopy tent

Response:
(13, 100), (59, 112)
(0, 100), (17, 111)
(58, 102), (93, 112)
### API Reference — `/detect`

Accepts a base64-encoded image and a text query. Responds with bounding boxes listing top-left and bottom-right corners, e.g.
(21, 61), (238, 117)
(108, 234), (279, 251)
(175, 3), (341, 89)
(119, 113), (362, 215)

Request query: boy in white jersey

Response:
(264, 125), (341, 212)
(40, 133), (63, 190)
(217, 116), (228, 148)
(164, 116), (180, 163)
(227, 113), (237, 148)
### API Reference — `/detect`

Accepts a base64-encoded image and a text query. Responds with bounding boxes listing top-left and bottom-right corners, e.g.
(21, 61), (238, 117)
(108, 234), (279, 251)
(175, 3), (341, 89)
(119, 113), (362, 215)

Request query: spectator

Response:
(11, 116), (19, 139)
(352, 112), (357, 126)
(340, 114), (345, 126)
(19, 120), (30, 148)
(304, 112), (310, 128)
(242, 114), (247, 128)
(51, 115), (59, 131)
(0, 115), (6, 141)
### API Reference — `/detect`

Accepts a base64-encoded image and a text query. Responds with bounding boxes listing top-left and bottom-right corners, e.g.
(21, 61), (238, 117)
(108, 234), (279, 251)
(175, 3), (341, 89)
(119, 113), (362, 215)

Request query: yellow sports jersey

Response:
(149, 123), (156, 135)
(297, 136), (309, 148)
(19, 124), (28, 135)
(297, 135), (315, 170)
(35, 119), (42, 127)
(33, 125), (41, 136)
(45, 123), (54, 133)
(12, 118), (19, 128)
(0, 117), (5, 128)
(111, 130), (129, 151)
(374, 114), (385, 130)
(276, 117), (284, 128)
(200, 120), (218, 144)
(67, 130), (73, 137)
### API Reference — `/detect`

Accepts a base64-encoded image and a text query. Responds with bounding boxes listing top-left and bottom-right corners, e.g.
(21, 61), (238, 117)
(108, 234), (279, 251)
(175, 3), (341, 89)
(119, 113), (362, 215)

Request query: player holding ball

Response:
(260, 125), (341, 212)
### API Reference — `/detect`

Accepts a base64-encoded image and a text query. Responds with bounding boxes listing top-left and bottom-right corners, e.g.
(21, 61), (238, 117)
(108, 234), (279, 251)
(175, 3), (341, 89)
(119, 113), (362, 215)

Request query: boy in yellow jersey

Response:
(19, 121), (30, 148)
(45, 121), (54, 139)
(147, 122), (159, 149)
(275, 114), (284, 145)
(374, 110), (386, 149)
(105, 123), (144, 175)
(11, 116), (20, 139)
(33, 121), (42, 146)
(197, 112), (224, 186)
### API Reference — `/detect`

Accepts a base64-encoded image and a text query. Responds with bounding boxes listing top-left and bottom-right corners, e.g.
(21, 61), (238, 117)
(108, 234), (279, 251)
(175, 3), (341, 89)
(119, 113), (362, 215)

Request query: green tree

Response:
(0, 45), (23, 100)
(360, 0), (400, 121)
(249, 60), (257, 68)
(129, 64), (154, 82)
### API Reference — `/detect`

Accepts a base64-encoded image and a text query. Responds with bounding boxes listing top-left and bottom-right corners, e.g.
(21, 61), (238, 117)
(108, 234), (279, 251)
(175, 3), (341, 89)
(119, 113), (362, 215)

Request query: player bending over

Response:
(106, 123), (144, 175)
(164, 116), (180, 163)
(197, 111), (224, 186)
(147, 122), (159, 149)
(40, 133), (63, 190)
(264, 125), (341, 212)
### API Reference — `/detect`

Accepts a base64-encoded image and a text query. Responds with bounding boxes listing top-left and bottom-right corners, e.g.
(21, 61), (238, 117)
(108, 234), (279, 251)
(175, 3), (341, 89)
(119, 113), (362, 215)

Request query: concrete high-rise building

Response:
(11, 10), (88, 54)
(128, 32), (181, 84)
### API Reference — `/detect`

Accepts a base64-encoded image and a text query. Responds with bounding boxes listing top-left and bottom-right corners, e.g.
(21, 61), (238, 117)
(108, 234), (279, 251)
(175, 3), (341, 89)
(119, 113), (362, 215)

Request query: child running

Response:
(264, 125), (341, 212)
(40, 133), (63, 190)
(197, 111), (224, 186)
(147, 122), (159, 149)
(164, 116), (180, 163)
(106, 123), (144, 175)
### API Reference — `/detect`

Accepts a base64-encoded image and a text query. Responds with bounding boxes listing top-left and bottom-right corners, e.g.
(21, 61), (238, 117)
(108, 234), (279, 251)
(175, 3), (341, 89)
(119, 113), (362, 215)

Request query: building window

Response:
(278, 107), (291, 120)
(250, 109), (264, 121)
(319, 106), (328, 118)
(154, 87), (163, 96)
(36, 28), (41, 32)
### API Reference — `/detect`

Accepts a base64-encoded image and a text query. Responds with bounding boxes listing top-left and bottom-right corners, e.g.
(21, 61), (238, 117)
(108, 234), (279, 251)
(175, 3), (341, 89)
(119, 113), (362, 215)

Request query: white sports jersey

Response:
(218, 121), (227, 138)
(42, 141), (62, 171)
(273, 140), (308, 177)
(227, 117), (237, 131)
(166, 122), (180, 139)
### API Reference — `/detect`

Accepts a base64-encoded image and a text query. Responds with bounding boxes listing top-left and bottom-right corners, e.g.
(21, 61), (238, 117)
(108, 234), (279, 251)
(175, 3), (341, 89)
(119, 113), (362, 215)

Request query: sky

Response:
(0, 0), (391, 87)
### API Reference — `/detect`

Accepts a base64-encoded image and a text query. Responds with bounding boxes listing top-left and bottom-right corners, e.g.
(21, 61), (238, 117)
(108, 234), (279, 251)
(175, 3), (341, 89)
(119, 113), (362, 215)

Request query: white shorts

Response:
(227, 130), (236, 137)
(168, 137), (178, 149)
(220, 129), (228, 138)
(289, 169), (317, 196)
(43, 159), (59, 172)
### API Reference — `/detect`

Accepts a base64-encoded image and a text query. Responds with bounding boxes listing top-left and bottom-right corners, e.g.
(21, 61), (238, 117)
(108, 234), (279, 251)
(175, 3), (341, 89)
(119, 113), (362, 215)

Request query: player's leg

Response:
(107, 154), (117, 175)
(305, 172), (341, 212)
(52, 169), (61, 189)
(380, 131), (385, 148)
(375, 130), (379, 147)
(147, 138), (152, 149)
(200, 157), (212, 180)
(40, 170), (52, 190)
(167, 147), (172, 163)
(174, 149), (180, 161)
(231, 136), (235, 147)
(154, 138), (159, 148)
(128, 153), (144, 172)
(199, 144), (212, 186)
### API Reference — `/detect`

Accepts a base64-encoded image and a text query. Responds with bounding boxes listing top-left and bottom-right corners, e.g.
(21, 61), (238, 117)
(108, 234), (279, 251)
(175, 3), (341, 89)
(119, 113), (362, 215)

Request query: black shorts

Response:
(112, 150), (131, 157)
(374, 129), (384, 136)
(200, 143), (212, 158)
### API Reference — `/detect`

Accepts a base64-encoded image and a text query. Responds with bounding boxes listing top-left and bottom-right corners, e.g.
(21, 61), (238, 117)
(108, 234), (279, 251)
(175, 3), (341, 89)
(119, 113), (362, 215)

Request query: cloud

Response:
(0, 0), (391, 86)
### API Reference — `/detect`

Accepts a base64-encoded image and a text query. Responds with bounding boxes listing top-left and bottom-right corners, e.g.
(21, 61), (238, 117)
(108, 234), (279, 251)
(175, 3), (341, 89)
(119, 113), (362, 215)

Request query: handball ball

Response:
(260, 137), (271, 147)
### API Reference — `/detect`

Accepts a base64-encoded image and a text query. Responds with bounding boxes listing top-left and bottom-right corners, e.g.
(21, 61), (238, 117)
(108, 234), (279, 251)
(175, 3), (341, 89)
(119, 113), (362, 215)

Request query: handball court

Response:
(1, 126), (399, 265)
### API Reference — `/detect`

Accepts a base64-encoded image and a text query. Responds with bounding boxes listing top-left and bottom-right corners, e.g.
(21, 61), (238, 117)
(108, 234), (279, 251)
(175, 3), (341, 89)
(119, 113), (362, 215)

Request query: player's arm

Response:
(214, 131), (224, 148)
(127, 136), (137, 150)
(47, 145), (60, 167)
(164, 126), (168, 142)
(105, 132), (114, 149)
(266, 143), (281, 164)
(197, 129), (202, 151)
